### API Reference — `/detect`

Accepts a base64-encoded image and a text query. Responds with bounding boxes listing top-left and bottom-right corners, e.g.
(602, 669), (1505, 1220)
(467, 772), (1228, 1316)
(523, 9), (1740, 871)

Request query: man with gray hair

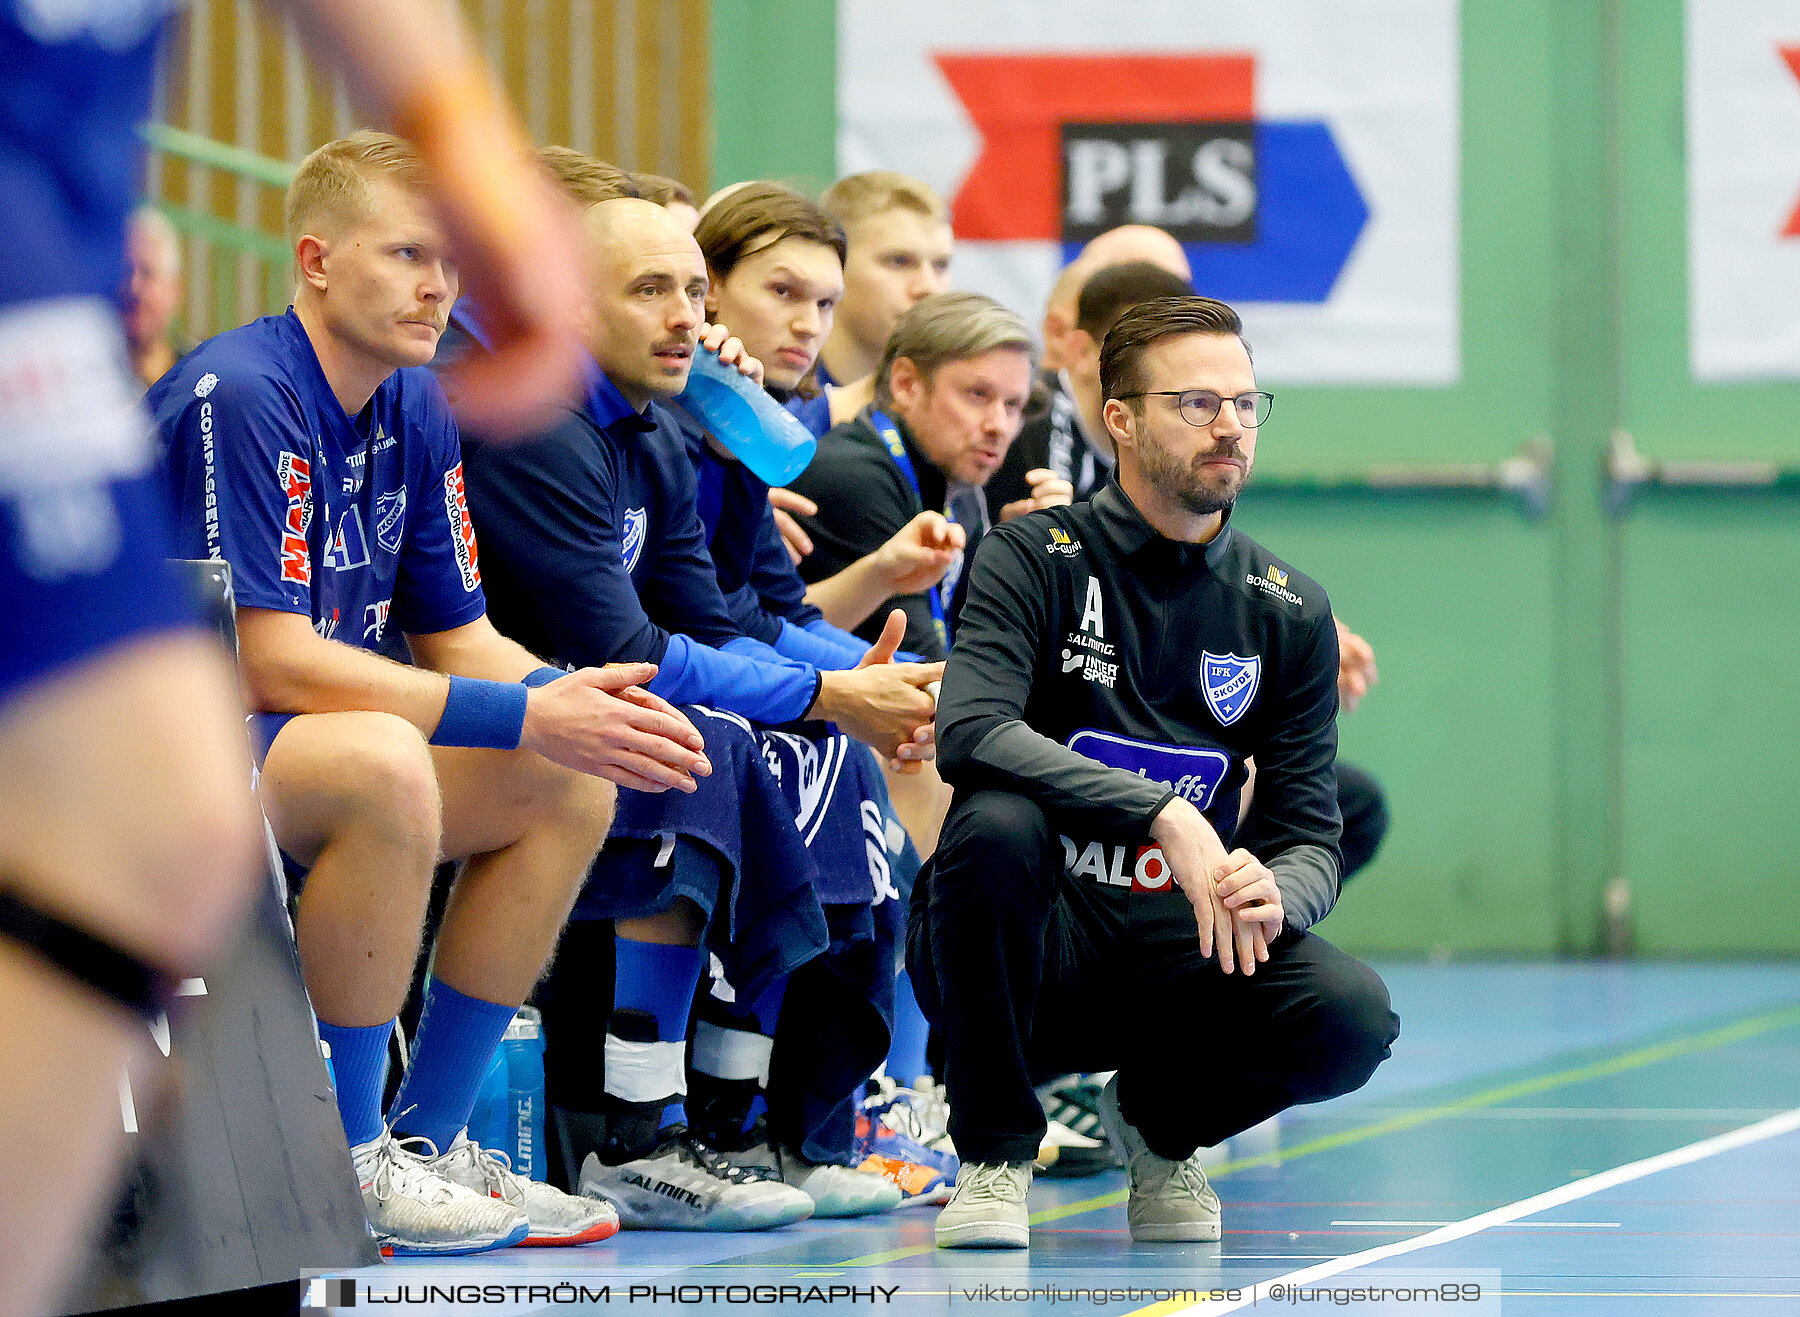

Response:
(121, 205), (188, 390)
(787, 290), (1049, 661)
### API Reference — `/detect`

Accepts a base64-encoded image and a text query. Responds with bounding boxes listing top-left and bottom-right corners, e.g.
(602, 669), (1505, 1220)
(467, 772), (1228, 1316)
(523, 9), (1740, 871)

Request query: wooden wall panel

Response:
(151, 0), (710, 335)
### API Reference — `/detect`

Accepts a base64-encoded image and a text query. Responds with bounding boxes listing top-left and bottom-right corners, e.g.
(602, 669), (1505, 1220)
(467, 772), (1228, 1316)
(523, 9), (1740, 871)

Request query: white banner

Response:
(836, 0), (1460, 385)
(1687, 0), (1800, 381)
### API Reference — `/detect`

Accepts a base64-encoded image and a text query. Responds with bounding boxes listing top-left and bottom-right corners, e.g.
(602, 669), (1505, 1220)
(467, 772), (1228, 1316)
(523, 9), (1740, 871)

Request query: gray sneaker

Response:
(933, 1160), (1031, 1248)
(725, 1141), (902, 1218)
(429, 1131), (619, 1246)
(577, 1129), (814, 1232)
(1097, 1075), (1222, 1242)
(350, 1131), (529, 1256)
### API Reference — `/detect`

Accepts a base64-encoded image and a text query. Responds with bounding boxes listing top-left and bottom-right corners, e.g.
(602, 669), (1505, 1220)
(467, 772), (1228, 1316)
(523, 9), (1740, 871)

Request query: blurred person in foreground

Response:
(0, 1), (587, 1307)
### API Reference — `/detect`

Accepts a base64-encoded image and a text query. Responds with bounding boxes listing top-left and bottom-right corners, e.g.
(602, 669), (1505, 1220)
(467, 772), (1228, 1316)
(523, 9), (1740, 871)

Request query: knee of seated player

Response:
(259, 711), (442, 870)
(435, 747), (616, 864)
(523, 761), (616, 864)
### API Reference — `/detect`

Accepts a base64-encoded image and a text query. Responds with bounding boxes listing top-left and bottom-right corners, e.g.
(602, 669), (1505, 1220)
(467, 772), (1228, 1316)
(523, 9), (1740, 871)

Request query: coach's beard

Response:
(1145, 438), (1249, 518)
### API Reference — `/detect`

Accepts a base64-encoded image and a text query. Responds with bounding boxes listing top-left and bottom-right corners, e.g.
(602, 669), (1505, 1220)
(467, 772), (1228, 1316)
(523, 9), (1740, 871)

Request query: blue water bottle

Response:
(676, 345), (817, 486)
(466, 1049), (511, 1155)
(503, 1006), (546, 1181)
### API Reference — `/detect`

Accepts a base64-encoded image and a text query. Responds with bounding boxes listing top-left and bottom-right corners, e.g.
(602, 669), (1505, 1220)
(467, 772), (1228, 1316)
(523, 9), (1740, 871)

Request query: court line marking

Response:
(1328, 1219), (1619, 1228)
(830, 1000), (1800, 1268)
(1152, 1105), (1800, 1315)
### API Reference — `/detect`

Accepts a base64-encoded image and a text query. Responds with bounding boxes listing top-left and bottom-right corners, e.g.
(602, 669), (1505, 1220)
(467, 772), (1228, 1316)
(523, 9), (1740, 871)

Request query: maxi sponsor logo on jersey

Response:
(276, 450), (313, 585)
(1060, 730), (1231, 890)
(443, 462), (480, 591)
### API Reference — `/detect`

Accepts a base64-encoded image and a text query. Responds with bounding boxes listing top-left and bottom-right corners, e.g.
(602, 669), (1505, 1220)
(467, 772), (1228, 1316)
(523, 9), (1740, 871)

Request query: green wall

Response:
(711, 0), (1800, 956)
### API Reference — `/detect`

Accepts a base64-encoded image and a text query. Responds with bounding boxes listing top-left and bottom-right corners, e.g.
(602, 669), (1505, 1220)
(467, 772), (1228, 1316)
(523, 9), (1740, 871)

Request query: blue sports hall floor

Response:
(318, 962), (1800, 1315)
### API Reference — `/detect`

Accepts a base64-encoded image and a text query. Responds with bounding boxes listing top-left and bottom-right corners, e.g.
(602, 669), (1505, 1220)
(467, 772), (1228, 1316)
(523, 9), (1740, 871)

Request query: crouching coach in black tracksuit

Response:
(913, 296), (1398, 1250)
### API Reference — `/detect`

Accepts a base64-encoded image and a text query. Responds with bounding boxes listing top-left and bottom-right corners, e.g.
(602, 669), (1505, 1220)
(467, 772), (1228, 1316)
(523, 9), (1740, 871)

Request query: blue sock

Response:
(613, 937), (706, 1128)
(739, 975), (787, 1132)
(388, 978), (517, 1153)
(317, 1017), (394, 1147)
(886, 970), (932, 1086)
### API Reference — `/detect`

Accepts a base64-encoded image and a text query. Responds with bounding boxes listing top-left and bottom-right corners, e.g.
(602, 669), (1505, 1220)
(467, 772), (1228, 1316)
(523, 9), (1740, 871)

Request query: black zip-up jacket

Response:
(937, 482), (1343, 931)
(787, 409), (954, 661)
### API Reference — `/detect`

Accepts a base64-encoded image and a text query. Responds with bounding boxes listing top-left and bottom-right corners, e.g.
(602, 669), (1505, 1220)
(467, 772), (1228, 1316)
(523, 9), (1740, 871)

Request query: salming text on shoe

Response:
(933, 1161), (1031, 1249)
(351, 1131), (529, 1256)
(577, 1127), (813, 1231)
(431, 1131), (620, 1246)
(727, 1142), (901, 1218)
(1097, 1075), (1222, 1242)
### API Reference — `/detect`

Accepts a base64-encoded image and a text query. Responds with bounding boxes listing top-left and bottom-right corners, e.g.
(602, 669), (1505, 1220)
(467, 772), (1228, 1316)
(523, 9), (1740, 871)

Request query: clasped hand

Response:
(1149, 796), (1285, 975)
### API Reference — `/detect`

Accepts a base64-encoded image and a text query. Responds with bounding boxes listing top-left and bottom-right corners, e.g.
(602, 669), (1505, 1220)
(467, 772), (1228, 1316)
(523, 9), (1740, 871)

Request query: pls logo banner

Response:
(936, 52), (1367, 305)
(1686, 0), (1800, 381)
(838, 1), (1460, 385)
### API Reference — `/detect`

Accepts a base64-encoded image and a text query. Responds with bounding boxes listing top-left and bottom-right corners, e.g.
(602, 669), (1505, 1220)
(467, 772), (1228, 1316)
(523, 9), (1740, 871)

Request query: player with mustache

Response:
(150, 133), (713, 1256)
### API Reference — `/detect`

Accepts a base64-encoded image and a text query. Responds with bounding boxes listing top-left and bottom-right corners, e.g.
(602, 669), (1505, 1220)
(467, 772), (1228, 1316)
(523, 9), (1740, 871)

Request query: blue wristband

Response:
(430, 675), (530, 749)
(523, 665), (566, 688)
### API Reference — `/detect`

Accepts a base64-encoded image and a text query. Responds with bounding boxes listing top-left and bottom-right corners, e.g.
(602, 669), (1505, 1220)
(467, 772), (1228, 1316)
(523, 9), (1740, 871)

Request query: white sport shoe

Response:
(934, 1161), (1032, 1249)
(351, 1130), (529, 1255)
(429, 1131), (620, 1246)
(578, 1129), (814, 1231)
(725, 1142), (902, 1218)
(865, 1075), (955, 1154)
(1096, 1075), (1223, 1242)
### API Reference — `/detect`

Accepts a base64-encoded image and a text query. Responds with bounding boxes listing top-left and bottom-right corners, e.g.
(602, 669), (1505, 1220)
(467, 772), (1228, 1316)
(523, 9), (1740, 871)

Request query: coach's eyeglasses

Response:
(1116, 388), (1274, 428)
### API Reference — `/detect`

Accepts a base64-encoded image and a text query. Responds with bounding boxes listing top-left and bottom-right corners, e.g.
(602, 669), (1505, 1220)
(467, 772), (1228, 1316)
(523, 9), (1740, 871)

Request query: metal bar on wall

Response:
(1604, 431), (1800, 515)
(569, 0), (595, 153)
(613, 0), (637, 168)
(234, 0), (259, 328)
(1245, 438), (1555, 521)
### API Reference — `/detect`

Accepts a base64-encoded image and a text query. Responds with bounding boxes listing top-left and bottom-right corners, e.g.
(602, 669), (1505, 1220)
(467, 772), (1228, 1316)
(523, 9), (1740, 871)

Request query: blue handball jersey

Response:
(150, 309), (488, 649)
(1, 1), (175, 308)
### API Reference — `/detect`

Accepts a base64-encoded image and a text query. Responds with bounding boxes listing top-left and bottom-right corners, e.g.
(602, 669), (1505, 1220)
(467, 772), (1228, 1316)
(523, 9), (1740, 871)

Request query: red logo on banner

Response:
(930, 52), (1257, 240)
(1781, 45), (1800, 238)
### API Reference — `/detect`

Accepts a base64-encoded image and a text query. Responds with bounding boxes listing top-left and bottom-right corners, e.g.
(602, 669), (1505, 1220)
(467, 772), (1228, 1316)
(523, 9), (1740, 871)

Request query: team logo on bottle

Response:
(1201, 651), (1261, 726)
(276, 451), (313, 585)
(443, 463), (481, 591)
